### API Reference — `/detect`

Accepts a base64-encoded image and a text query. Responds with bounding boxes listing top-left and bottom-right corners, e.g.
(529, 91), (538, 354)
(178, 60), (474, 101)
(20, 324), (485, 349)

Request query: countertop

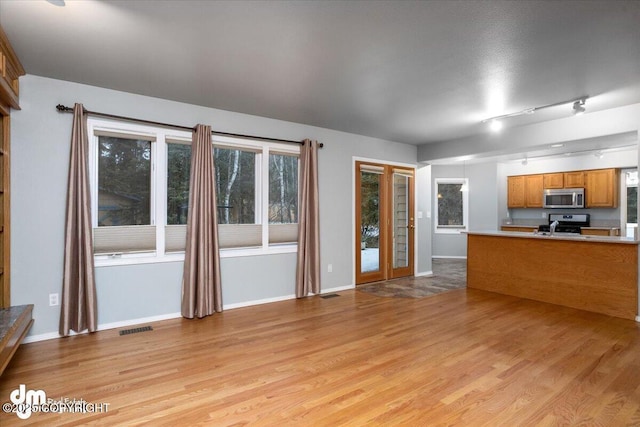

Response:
(467, 230), (638, 244)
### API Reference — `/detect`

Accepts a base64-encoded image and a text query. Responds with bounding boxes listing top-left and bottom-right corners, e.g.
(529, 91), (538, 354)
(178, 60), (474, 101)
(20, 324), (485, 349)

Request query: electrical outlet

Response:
(327, 264), (333, 273)
(49, 293), (59, 307)
(542, 212), (547, 218)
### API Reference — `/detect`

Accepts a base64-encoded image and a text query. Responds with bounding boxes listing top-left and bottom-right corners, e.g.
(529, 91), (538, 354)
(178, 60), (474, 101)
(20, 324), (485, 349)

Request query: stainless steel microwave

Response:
(543, 188), (585, 209)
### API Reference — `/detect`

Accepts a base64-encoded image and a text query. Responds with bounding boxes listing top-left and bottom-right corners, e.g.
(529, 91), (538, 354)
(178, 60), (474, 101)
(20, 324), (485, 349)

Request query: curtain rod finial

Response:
(56, 104), (73, 113)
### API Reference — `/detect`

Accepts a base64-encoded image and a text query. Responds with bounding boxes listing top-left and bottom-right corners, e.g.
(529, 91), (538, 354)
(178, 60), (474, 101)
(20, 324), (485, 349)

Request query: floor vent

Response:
(119, 326), (153, 336)
(321, 293), (340, 299)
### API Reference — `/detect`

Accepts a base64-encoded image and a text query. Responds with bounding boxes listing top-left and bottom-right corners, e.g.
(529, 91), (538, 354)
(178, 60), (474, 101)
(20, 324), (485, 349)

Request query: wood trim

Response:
(355, 161), (388, 284)
(388, 167), (415, 279)
(0, 25), (24, 111)
(0, 26), (25, 77)
(0, 75), (19, 110)
(2, 114), (9, 308)
(355, 162), (416, 284)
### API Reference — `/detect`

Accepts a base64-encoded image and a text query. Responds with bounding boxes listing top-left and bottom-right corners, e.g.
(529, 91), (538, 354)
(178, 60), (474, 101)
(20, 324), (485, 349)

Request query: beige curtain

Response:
(60, 103), (98, 336)
(296, 139), (321, 297)
(181, 124), (223, 318)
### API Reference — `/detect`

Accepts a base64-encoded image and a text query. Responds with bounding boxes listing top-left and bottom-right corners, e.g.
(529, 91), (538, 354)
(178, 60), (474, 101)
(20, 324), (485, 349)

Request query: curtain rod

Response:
(55, 104), (323, 148)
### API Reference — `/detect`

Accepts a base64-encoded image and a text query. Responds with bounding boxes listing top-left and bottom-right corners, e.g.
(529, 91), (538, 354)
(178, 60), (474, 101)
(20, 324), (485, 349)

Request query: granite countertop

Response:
(0, 305), (33, 342)
(467, 230), (638, 244)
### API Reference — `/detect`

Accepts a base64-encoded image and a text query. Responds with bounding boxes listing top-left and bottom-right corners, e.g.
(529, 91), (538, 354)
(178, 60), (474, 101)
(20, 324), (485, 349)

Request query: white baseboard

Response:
(223, 294), (296, 310)
(415, 270), (434, 277)
(23, 311), (183, 343)
(322, 284), (355, 293)
(432, 256), (467, 260)
(23, 286), (359, 344)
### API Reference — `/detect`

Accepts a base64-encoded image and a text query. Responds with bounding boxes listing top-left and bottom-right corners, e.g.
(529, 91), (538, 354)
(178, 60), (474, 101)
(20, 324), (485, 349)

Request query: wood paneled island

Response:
(467, 231), (638, 320)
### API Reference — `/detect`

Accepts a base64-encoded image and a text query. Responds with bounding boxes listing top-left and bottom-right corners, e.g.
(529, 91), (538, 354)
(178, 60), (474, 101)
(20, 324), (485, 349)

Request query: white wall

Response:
(416, 164), (432, 274)
(12, 75), (418, 338)
(431, 162), (498, 257)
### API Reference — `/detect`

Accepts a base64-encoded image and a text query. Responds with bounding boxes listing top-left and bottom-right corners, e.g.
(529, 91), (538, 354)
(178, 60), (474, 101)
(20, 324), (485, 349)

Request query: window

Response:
(166, 142), (191, 226)
(269, 153), (298, 244)
(88, 118), (299, 265)
(92, 130), (157, 255)
(215, 146), (261, 248)
(434, 178), (468, 233)
(622, 169), (638, 238)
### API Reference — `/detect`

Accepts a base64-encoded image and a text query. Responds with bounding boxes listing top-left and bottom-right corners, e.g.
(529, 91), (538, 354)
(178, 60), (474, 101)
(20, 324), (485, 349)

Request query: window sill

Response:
(435, 227), (467, 235)
(94, 244), (298, 267)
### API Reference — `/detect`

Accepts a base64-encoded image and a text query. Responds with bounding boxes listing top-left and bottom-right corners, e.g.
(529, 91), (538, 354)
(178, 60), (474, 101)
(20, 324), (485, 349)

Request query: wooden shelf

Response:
(0, 305), (34, 375)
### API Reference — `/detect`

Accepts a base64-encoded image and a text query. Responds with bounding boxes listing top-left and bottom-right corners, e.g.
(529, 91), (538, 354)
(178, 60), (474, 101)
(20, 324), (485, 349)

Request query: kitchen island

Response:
(467, 231), (638, 320)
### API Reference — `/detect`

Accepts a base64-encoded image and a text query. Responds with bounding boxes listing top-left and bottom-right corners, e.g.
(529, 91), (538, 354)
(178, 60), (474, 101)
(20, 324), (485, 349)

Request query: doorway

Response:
(355, 161), (415, 285)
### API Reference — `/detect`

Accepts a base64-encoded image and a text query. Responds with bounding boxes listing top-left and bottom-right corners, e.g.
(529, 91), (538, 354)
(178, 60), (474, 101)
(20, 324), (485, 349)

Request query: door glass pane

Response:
(393, 174), (409, 269)
(626, 170), (638, 238)
(360, 171), (381, 273)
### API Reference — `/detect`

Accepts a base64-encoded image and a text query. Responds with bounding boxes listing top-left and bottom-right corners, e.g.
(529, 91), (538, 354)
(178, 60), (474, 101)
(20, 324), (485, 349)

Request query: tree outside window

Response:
(435, 178), (468, 233)
(97, 136), (151, 226)
(167, 143), (191, 225)
(269, 153), (298, 224)
(214, 147), (256, 225)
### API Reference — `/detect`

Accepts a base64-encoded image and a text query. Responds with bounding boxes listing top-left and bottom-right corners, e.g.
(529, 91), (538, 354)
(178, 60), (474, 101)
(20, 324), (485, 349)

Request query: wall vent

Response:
(119, 326), (153, 336)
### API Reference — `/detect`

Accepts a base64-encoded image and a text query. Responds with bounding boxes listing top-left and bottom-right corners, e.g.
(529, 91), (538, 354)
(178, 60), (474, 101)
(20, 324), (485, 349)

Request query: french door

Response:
(355, 161), (415, 285)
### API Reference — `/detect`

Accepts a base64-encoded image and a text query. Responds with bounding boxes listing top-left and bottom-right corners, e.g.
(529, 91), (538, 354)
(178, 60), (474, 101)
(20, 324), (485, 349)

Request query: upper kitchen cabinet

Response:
(564, 171), (584, 188)
(543, 173), (564, 189)
(585, 168), (619, 208)
(524, 174), (544, 207)
(508, 174), (543, 208)
(507, 176), (525, 208)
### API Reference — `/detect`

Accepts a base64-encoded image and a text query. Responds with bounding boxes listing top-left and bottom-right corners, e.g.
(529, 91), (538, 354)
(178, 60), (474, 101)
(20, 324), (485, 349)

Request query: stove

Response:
(537, 213), (590, 234)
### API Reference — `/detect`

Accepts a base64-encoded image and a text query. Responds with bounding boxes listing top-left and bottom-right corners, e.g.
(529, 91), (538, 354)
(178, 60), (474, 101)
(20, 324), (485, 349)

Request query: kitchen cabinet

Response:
(585, 168), (619, 208)
(543, 173), (564, 189)
(524, 174), (544, 208)
(564, 171), (584, 188)
(581, 228), (620, 237)
(508, 168), (618, 209)
(508, 174), (543, 208)
(467, 232), (638, 320)
(507, 176), (525, 208)
(500, 226), (538, 233)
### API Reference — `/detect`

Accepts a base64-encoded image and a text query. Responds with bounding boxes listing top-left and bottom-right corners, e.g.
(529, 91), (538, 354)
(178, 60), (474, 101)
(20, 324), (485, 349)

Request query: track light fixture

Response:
(482, 96), (588, 132)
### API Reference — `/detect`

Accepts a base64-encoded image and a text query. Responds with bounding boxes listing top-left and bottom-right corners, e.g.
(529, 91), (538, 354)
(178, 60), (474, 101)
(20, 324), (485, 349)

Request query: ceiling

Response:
(2, 0), (640, 147)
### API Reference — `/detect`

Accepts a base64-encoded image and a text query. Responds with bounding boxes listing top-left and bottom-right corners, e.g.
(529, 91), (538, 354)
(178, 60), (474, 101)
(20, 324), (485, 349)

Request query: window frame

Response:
(87, 118), (300, 267)
(621, 168), (638, 238)
(434, 178), (469, 234)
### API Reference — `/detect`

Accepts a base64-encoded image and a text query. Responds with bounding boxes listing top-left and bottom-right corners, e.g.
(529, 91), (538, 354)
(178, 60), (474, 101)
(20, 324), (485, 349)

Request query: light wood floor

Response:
(2, 288), (640, 426)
